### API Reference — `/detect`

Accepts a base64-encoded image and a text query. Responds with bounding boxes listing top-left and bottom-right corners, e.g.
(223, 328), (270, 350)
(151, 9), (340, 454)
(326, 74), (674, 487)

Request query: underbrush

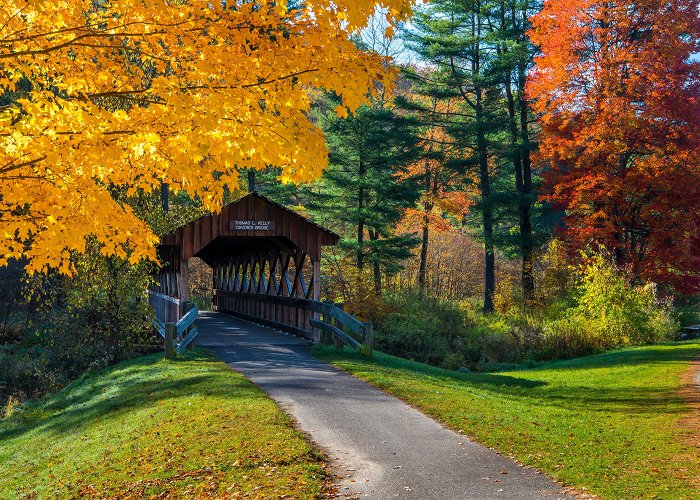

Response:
(1, 322), (158, 416)
(1, 251), (159, 415)
(376, 254), (682, 371)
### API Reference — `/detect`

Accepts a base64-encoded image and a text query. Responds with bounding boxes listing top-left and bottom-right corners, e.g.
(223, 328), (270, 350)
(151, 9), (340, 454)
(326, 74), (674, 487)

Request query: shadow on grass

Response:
(0, 351), (254, 443)
(314, 346), (548, 390)
(537, 342), (700, 371)
(315, 342), (700, 416)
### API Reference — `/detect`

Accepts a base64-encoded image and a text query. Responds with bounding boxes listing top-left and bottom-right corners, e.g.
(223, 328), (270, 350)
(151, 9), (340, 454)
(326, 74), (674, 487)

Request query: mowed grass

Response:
(0, 351), (325, 499)
(316, 341), (700, 499)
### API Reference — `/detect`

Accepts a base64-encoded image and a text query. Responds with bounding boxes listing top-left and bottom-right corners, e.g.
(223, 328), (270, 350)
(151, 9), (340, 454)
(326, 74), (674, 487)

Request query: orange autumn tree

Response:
(0, 0), (413, 274)
(528, 0), (700, 292)
(397, 98), (473, 299)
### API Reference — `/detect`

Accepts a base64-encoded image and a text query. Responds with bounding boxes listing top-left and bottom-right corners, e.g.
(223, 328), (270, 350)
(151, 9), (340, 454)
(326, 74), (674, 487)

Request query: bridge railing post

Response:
(182, 301), (196, 350)
(322, 301), (333, 346)
(333, 302), (344, 351)
(165, 323), (177, 360)
(360, 322), (374, 357)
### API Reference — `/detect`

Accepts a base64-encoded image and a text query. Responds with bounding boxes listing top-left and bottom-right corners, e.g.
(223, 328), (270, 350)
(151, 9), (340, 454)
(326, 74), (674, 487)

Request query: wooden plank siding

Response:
(160, 192), (339, 262)
(156, 192), (339, 338)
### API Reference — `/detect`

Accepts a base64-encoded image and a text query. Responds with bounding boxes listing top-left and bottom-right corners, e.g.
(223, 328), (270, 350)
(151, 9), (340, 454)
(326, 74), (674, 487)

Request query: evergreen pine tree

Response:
(311, 95), (420, 293)
(404, 0), (506, 312)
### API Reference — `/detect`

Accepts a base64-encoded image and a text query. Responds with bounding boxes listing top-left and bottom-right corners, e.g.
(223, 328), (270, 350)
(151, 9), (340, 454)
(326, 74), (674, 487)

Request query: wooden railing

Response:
(310, 302), (374, 356)
(214, 289), (314, 339)
(148, 290), (183, 324)
(148, 290), (199, 359)
(213, 290), (373, 356)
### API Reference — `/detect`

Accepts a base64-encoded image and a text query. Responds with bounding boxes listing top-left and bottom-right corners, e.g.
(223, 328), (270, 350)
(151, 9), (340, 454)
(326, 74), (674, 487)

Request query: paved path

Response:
(196, 311), (570, 499)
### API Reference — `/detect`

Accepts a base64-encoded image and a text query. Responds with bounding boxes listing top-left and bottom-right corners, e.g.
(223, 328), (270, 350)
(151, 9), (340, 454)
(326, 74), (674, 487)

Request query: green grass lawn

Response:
(316, 341), (700, 499)
(0, 351), (325, 499)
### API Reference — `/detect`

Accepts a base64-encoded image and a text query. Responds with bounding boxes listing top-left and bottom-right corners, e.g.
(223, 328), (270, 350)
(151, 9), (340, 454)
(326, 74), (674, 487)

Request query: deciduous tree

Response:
(397, 97), (474, 300)
(528, 0), (700, 293)
(0, 0), (413, 273)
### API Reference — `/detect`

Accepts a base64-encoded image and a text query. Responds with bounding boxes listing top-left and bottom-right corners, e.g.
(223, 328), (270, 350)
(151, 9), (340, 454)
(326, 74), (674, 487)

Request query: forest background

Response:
(1, 0), (699, 410)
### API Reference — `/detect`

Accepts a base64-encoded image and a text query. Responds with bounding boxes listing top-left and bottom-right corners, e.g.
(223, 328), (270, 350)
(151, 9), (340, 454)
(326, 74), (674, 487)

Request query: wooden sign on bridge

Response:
(151, 192), (342, 343)
(230, 220), (275, 231)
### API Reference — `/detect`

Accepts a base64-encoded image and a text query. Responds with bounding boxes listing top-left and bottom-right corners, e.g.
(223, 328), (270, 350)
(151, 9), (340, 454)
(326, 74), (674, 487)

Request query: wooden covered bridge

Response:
(148, 192), (373, 355)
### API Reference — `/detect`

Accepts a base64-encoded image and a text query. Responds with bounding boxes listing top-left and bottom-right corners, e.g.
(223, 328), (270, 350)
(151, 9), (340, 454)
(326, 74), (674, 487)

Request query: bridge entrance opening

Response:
(149, 192), (339, 340)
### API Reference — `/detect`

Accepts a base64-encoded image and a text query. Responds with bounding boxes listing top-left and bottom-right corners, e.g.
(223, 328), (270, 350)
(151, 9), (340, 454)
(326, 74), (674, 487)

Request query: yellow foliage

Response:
(535, 239), (575, 304)
(0, 0), (413, 273)
(492, 273), (522, 314)
(323, 254), (390, 322)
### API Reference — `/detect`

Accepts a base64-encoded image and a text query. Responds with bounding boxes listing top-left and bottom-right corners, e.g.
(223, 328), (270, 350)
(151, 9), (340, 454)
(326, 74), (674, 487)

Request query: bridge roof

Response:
(159, 192), (339, 263)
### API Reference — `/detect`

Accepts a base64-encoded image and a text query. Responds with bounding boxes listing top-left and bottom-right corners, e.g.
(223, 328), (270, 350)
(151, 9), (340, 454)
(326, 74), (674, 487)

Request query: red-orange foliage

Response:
(397, 101), (474, 232)
(528, 0), (700, 292)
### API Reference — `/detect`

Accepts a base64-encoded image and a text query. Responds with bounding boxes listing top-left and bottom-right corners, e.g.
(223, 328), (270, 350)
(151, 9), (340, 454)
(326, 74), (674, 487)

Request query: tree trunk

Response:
(501, 2), (535, 303)
(418, 162), (432, 300)
(357, 159), (365, 270)
(518, 40), (535, 302)
(474, 14), (495, 313)
(247, 169), (256, 193)
(477, 109), (495, 313)
(505, 58), (535, 302)
(369, 230), (382, 294)
(418, 222), (429, 300)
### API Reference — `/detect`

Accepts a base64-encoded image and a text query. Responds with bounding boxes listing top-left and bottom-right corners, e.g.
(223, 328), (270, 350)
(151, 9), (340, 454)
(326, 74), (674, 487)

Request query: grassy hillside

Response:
(316, 341), (700, 499)
(0, 351), (325, 499)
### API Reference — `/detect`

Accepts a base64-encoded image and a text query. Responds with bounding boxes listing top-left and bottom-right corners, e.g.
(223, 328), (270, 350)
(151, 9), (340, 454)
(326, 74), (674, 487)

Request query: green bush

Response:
(376, 253), (679, 371)
(377, 313), (451, 366)
(568, 253), (677, 348)
(1, 247), (159, 413)
(376, 296), (470, 369)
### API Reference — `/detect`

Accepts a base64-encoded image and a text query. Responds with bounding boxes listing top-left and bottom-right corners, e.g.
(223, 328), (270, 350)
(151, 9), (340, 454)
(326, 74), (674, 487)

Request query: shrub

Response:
(373, 252), (678, 372)
(0, 260), (28, 343)
(376, 296), (467, 369)
(535, 239), (575, 304)
(570, 253), (677, 347)
(376, 313), (452, 366)
(0, 344), (68, 412)
(323, 254), (393, 323)
(1, 246), (159, 413)
(492, 273), (522, 314)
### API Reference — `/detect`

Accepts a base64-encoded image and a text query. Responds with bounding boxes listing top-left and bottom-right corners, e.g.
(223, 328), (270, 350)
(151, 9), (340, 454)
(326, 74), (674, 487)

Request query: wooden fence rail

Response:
(213, 290), (373, 356)
(148, 290), (183, 324)
(148, 291), (199, 359)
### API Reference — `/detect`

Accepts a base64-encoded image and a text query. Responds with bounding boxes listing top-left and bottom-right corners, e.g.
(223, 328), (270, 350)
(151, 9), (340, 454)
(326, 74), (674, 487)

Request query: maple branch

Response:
(0, 29), (170, 59)
(0, 17), (200, 45)
(67, 42), (170, 62)
(84, 67), (320, 101)
(0, 155), (47, 176)
(0, 129), (135, 138)
(0, 6), (26, 36)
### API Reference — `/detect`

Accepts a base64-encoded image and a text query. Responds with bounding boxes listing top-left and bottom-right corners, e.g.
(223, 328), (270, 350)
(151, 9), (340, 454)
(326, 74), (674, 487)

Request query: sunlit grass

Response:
(316, 341), (700, 499)
(0, 351), (325, 499)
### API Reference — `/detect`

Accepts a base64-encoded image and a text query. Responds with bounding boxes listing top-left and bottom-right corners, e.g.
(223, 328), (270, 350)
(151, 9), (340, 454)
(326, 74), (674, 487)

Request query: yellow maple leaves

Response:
(0, 0), (413, 273)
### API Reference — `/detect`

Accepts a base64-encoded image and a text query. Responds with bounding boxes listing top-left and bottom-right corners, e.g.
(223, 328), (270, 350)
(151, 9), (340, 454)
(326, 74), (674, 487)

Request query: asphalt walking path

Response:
(196, 311), (571, 499)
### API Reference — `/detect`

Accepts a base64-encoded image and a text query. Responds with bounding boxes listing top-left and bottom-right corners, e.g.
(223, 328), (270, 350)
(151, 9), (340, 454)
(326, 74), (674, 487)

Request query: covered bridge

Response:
(148, 192), (341, 339)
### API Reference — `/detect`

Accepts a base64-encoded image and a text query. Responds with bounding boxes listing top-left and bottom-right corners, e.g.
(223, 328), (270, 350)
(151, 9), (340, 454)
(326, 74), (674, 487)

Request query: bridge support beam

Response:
(177, 259), (189, 302)
(312, 258), (321, 342)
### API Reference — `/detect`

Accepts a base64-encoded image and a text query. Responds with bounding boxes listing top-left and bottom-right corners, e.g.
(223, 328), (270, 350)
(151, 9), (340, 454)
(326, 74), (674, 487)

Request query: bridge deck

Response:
(196, 311), (570, 499)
